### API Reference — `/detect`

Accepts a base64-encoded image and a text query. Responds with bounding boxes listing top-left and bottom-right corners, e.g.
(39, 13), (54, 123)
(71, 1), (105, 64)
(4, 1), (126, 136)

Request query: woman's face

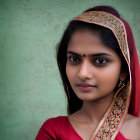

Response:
(66, 30), (123, 101)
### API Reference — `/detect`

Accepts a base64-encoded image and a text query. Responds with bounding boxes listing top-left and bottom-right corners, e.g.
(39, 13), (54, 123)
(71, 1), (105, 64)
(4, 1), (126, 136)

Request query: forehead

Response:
(68, 30), (117, 55)
(69, 30), (100, 46)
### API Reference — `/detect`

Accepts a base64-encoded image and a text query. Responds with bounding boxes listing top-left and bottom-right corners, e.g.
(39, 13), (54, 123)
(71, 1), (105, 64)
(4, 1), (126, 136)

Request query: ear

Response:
(120, 71), (128, 82)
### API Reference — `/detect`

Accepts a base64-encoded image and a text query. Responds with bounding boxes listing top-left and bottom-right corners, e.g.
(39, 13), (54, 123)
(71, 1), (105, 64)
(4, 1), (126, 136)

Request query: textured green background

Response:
(0, 0), (139, 140)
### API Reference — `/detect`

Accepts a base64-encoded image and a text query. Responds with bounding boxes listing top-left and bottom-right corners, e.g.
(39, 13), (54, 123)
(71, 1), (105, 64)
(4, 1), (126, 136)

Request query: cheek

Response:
(66, 65), (75, 83)
(99, 64), (121, 89)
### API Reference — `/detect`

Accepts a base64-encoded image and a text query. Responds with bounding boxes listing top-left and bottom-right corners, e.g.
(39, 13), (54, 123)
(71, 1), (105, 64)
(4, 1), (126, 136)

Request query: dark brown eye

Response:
(95, 58), (108, 64)
(69, 56), (80, 62)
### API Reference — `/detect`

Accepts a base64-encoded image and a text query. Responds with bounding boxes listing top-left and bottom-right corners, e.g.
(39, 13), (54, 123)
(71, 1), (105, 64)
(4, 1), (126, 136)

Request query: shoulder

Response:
(120, 114), (140, 139)
(43, 116), (68, 127)
(36, 116), (67, 140)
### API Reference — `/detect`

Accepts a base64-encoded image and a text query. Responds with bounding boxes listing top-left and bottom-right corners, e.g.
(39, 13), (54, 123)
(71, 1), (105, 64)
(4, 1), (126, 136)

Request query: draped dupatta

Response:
(72, 10), (140, 140)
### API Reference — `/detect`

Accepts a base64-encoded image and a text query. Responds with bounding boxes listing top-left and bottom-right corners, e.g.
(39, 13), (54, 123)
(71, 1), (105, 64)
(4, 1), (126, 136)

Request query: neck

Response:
(80, 93), (114, 123)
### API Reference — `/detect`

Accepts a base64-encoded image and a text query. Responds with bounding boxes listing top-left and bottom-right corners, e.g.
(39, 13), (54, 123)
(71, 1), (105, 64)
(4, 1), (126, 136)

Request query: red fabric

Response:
(98, 6), (140, 117)
(115, 131), (129, 140)
(120, 18), (140, 117)
(35, 116), (128, 140)
(85, 6), (140, 117)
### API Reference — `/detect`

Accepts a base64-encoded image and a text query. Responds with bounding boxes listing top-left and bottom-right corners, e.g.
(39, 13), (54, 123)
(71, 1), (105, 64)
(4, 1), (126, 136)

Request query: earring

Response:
(114, 80), (126, 98)
(118, 80), (125, 88)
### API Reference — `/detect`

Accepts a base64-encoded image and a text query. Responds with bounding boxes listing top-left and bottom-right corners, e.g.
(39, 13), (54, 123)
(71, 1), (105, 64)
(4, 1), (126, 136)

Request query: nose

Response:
(78, 61), (93, 81)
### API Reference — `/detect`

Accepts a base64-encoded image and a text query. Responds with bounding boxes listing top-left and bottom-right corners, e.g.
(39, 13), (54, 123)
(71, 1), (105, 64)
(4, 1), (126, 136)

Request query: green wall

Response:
(0, 0), (139, 140)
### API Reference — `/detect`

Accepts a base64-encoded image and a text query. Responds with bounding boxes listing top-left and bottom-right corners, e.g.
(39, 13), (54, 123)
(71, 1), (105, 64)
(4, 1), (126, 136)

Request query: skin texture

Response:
(66, 30), (123, 102)
(66, 30), (140, 140)
(120, 114), (140, 139)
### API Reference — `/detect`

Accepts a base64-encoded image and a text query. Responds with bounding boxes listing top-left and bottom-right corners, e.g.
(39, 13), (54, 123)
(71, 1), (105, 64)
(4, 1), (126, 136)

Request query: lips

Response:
(77, 83), (96, 87)
(76, 83), (97, 92)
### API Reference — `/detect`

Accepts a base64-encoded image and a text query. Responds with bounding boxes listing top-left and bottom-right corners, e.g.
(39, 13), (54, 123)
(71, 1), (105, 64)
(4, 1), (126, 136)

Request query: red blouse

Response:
(36, 116), (128, 140)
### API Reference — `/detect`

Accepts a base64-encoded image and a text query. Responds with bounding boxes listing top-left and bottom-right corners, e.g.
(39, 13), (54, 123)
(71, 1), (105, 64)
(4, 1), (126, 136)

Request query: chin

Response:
(75, 91), (113, 103)
(75, 93), (100, 101)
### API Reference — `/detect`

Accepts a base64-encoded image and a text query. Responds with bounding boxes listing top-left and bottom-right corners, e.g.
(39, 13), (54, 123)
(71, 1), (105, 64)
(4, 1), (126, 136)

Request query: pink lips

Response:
(76, 83), (97, 92)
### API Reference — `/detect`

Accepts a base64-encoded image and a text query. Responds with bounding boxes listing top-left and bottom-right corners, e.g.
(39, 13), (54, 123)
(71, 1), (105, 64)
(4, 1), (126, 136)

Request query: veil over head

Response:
(72, 6), (140, 139)
(73, 5), (140, 117)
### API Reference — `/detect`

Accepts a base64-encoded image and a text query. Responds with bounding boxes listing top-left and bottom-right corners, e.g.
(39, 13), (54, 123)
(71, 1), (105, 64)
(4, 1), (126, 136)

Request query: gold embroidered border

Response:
(89, 95), (116, 140)
(96, 85), (130, 140)
(73, 11), (130, 67)
(88, 84), (131, 140)
(112, 84), (131, 140)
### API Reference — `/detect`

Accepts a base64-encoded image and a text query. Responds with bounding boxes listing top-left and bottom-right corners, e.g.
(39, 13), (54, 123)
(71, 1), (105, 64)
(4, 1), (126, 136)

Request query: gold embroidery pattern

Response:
(73, 11), (130, 66)
(94, 88), (128, 140)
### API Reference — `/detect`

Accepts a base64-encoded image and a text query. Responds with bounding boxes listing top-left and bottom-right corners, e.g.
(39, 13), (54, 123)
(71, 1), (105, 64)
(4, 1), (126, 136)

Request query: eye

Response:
(94, 57), (108, 65)
(69, 56), (80, 62)
(67, 56), (81, 65)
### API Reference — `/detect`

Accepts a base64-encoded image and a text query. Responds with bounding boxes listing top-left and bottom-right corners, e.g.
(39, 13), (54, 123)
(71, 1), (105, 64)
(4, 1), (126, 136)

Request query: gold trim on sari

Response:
(90, 84), (131, 140)
(72, 11), (132, 140)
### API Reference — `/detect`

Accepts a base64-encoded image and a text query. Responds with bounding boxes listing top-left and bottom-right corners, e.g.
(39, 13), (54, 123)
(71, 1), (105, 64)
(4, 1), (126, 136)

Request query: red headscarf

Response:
(75, 6), (140, 117)
(121, 18), (140, 117)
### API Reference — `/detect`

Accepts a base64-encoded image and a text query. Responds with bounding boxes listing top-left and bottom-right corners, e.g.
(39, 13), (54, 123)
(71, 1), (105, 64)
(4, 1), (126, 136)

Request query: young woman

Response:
(36, 6), (140, 140)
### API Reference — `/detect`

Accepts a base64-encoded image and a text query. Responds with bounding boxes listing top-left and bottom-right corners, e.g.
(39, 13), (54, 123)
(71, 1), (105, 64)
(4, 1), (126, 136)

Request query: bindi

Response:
(83, 54), (86, 57)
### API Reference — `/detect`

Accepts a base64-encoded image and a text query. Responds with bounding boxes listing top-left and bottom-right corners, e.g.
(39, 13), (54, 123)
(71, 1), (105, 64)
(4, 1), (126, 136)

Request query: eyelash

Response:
(94, 58), (108, 65)
(68, 56), (80, 63)
(67, 56), (109, 66)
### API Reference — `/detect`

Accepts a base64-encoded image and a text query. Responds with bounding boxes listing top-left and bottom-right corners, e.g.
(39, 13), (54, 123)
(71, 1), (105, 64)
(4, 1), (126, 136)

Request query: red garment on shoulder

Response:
(36, 116), (128, 140)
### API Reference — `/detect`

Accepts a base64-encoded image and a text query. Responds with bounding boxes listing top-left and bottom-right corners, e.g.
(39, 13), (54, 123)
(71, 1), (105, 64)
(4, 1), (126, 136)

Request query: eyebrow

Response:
(67, 51), (112, 57)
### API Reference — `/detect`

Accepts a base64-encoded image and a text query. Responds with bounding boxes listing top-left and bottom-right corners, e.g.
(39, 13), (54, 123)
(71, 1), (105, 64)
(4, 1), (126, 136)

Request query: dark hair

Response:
(56, 6), (128, 115)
